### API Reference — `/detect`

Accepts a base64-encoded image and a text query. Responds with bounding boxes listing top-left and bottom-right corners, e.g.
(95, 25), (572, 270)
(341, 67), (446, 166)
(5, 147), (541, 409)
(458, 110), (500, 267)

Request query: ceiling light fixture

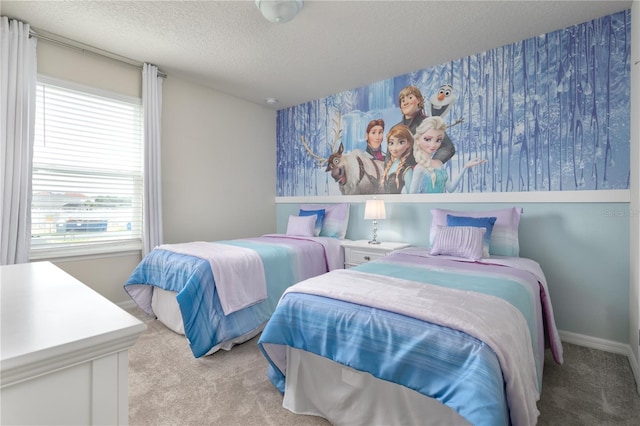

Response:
(265, 98), (278, 105)
(255, 0), (303, 24)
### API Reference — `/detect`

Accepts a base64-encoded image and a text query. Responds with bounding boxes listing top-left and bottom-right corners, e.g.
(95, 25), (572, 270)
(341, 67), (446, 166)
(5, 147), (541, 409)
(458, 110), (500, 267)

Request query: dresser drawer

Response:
(348, 248), (385, 264)
(341, 240), (411, 269)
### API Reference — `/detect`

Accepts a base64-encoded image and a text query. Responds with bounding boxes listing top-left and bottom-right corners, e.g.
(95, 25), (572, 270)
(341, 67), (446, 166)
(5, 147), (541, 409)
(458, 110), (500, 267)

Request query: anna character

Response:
(380, 124), (416, 194)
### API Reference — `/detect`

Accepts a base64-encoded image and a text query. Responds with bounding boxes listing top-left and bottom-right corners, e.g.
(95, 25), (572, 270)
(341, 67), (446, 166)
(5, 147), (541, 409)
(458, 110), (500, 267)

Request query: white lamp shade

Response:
(364, 199), (386, 220)
(255, 0), (303, 24)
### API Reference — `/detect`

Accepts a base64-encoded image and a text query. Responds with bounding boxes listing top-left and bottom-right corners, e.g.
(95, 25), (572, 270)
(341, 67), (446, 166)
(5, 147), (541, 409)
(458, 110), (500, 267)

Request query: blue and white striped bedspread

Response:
(124, 235), (334, 357)
(258, 249), (563, 426)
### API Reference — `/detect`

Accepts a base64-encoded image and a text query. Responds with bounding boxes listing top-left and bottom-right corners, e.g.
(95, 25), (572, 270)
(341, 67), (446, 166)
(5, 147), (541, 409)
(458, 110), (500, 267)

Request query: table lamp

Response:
(364, 199), (386, 244)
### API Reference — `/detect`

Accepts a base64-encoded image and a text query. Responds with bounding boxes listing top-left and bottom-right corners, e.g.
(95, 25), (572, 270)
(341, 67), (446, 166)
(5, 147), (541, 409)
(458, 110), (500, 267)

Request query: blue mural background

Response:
(276, 10), (631, 197)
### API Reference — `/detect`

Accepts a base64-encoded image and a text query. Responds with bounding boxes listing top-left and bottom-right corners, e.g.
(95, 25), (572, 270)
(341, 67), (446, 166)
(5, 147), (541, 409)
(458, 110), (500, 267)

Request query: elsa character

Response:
(409, 116), (485, 194)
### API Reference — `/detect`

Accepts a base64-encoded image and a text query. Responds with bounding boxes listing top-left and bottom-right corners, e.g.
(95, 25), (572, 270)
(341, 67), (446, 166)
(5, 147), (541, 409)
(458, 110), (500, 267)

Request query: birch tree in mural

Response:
(276, 10), (630, 197)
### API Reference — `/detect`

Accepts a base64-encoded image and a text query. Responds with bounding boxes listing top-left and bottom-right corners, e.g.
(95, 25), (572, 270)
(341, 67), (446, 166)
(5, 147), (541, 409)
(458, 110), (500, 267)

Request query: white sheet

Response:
(285, 347), (471, 426)
(151, 287), (185, 334)
(158, 241), (266, 315)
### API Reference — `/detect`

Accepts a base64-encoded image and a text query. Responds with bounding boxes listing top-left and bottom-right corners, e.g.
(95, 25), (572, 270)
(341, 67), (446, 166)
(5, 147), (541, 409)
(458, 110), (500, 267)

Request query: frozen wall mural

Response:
(276, 10), (630, 197)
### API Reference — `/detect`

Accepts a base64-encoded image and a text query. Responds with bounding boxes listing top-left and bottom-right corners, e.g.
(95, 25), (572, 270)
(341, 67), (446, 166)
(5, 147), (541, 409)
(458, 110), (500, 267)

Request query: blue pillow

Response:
(299, 209), (326, 237)
(446, 215), (497, 258)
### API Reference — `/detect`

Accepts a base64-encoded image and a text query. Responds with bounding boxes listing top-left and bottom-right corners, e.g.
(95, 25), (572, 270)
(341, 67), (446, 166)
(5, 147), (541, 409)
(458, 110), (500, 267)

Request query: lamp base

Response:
(369, 220), (381, 244)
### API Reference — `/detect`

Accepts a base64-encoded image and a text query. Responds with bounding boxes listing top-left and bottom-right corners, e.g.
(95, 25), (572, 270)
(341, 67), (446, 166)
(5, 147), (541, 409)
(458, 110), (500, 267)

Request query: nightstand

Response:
(341, 240), (410, 268)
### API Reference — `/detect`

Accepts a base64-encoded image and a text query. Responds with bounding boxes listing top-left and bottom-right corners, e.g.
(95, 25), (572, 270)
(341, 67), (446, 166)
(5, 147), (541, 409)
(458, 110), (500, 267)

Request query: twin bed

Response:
(258, 207), (563, 426)
(124, 204), (563, 425)
(124, 203), (349, 357)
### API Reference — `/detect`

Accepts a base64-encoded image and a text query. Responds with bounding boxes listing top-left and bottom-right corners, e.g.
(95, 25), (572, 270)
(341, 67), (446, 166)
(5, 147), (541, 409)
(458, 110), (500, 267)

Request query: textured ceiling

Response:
(2, 1), (632, 109)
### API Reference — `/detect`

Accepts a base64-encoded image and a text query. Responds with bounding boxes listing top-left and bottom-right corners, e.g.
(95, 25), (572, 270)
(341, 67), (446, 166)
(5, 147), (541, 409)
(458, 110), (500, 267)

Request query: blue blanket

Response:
(260, 292), (510, 425)
(125, 236), (329, 357)
(259, 250), (559, 425)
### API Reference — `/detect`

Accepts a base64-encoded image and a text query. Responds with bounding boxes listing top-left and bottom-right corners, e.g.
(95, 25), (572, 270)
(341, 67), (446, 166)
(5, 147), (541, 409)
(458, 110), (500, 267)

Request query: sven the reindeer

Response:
(325, 143), (383, 195)
(301, 114), (384, 195)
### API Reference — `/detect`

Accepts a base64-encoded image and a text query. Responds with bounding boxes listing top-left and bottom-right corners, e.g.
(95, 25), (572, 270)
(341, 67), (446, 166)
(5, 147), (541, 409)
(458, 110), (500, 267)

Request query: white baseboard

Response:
(559, 330), (639, 394)
(117, 299), (137, 310)
(559, 330), (629, 354)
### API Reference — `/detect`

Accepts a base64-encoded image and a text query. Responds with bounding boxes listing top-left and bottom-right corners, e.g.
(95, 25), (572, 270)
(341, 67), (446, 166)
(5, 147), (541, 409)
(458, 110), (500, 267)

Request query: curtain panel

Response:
(142, 63), (163, 255)
(0, 17), (37, 265)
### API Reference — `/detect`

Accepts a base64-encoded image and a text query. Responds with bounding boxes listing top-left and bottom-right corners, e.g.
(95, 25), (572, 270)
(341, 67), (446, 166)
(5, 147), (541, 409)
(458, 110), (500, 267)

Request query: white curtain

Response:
(0, 17), (37, 265)
(142, 63), (163, 255)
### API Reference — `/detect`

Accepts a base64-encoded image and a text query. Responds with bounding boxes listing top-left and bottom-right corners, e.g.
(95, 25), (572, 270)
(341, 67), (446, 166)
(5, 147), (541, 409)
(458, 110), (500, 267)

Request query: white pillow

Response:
(286, 214), (316, 237)
(430, 226), (486, 261)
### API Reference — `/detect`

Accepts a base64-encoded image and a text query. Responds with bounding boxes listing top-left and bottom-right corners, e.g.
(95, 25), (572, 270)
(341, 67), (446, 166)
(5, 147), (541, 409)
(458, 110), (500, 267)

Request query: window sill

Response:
(30, 240), (142, 262)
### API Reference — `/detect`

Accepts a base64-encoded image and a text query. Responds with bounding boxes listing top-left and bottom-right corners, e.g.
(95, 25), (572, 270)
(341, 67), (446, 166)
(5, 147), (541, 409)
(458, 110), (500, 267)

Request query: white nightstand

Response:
(341, 240), (410, 268)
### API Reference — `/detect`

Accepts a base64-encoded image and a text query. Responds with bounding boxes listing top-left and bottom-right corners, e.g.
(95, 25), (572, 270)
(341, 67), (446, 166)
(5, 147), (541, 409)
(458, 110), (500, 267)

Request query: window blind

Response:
(31, 76), (143, 258)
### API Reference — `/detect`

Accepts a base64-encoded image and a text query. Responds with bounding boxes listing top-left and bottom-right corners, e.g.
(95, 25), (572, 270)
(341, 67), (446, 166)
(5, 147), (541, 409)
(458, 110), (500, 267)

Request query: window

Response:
(31, 76), (143, 259)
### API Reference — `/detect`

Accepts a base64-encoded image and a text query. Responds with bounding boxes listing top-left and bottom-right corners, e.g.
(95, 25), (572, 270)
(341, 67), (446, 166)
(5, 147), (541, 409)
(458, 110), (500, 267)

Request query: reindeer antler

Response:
(328, 113), (343, 153)
(300, 112), (344, 168)
(300, 135), (329, 167)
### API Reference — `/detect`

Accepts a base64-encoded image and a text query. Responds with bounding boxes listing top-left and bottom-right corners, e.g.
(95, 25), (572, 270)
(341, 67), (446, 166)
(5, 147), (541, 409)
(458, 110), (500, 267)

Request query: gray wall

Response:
(35, 41), (277, 303)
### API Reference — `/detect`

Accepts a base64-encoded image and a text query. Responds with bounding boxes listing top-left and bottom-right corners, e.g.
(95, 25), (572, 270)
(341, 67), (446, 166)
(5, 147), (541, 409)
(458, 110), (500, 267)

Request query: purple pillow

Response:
(430, 226), (485, 261)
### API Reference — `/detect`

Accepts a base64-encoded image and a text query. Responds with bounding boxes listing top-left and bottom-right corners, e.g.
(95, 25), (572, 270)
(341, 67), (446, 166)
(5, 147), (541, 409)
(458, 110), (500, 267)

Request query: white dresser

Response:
(1, 261), (147, 425)
(341, 240), (410, 268)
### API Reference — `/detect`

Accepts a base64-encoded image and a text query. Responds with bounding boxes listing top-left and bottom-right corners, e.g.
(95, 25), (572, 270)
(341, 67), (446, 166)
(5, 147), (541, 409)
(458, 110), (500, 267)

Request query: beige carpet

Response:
(127, 309), (327, 426)
(127, 307), (640, 425)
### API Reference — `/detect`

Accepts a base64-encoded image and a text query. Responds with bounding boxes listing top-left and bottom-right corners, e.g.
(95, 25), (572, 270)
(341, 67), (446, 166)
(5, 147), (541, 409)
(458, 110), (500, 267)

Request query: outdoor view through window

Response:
(31, 76), (143, 256)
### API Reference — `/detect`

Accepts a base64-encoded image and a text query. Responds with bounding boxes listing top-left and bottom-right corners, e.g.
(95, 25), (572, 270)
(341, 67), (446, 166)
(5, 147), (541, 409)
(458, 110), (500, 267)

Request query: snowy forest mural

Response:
(276, 10), (631, 197)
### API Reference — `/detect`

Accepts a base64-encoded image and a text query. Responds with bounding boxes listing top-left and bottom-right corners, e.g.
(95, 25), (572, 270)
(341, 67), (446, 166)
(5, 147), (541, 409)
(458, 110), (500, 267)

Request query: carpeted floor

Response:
(127, 307), (640, 425)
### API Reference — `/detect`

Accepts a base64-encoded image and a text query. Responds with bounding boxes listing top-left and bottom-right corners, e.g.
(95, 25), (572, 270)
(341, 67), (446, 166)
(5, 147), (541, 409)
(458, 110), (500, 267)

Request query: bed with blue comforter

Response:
(124, 234), (343, 358)
(258, 247), (563, 426)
